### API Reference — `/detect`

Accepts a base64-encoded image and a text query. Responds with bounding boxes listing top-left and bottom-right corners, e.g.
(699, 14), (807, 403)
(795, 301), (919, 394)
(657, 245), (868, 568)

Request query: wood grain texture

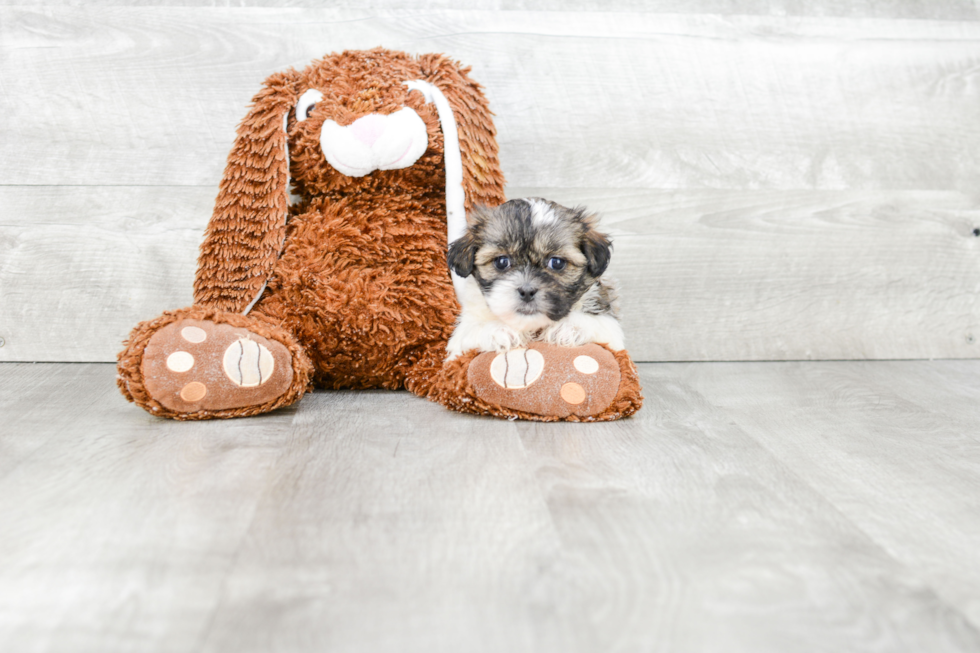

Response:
(4, 1), (978, 20)
(197, 390), (556, 653)
(0, 363), (115, 480)
(2, 360), (980, 651)
(514, 368), (980, 651)
(3, 7), (980, 363)
(0, 186), (200, 362)
(518, 187), (980, 361)
(3, 9), (980, 190)
(0, 362), (302, 653)
(672, 359), (980, 629)
(3, 186), (977, 362)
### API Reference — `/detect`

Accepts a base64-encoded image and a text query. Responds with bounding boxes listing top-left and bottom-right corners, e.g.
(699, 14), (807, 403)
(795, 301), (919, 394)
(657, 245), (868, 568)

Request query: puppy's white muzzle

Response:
(320, 108), (428, 178)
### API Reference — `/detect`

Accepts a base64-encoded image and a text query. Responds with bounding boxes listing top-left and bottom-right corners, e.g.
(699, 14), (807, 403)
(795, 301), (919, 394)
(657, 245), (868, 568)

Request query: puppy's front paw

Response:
(488, 323), (526, 352)
(542, 321), (590, 348)
(446, 320), (527, 360)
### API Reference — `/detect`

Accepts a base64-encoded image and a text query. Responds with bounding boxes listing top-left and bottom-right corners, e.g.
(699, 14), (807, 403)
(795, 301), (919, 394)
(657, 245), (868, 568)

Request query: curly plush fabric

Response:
(117, 48), (642, 421)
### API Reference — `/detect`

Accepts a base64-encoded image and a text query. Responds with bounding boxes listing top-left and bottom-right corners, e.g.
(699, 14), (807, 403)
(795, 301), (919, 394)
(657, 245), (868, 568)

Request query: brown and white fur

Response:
(446, 198), (625, 359)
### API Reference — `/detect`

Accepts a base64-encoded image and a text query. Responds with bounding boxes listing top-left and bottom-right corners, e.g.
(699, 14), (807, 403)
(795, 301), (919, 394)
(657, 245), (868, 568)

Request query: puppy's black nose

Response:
(517, 285), (538, 301)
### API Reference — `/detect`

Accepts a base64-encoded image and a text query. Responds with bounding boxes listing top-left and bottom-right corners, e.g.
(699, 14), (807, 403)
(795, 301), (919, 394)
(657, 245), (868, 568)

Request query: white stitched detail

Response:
(404, 80), (467, 302)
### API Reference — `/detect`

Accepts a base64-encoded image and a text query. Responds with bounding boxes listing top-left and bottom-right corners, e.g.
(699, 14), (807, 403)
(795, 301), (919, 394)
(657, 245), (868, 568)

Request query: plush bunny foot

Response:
(467, 342), (629, 419)
(140, 318), (295, 413)
(118, 307), (313, 420)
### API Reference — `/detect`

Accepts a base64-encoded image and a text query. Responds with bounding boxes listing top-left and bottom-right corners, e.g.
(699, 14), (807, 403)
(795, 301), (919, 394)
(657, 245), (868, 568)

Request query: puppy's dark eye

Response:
(493, 256), (511, 271)
(305, 104), (316, 118)
(547, 257), (566, 271)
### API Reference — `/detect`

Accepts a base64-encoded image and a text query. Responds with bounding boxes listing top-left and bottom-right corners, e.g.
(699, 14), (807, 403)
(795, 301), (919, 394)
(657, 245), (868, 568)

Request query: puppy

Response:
(445, 198), (625, 359)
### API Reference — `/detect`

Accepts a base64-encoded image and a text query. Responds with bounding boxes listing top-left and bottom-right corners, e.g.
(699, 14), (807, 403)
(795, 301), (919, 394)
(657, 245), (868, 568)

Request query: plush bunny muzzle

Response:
(318, 108), (429, 178)
(295, 88), (429, 178)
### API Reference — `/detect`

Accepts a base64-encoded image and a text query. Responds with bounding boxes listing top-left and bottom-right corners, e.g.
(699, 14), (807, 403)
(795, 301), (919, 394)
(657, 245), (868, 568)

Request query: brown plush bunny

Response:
(117, 49), (643, 421)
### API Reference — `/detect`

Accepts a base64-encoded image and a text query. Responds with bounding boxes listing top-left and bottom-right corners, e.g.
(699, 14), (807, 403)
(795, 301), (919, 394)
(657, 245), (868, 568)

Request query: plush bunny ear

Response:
(407, 55), (507, 300)
(193, 71), (299, 313)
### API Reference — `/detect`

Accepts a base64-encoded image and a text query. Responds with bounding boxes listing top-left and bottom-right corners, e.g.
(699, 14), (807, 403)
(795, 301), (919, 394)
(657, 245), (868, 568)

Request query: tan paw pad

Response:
(560, 382), (586, 405)
(573, 355), (599, 375)
(166, 351), (195, 373)
(223, 338), (275, 387)
(181, 326), (207, 343)
(180, 382), (207, 402)
(489, 348), (545, 389)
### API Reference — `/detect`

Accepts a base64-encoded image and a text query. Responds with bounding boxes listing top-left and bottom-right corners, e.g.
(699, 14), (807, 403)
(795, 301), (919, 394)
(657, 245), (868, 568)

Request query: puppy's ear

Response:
(447, 233), (478, 278)
(193, 69), (300, 313)
(581, 223), (612, 278)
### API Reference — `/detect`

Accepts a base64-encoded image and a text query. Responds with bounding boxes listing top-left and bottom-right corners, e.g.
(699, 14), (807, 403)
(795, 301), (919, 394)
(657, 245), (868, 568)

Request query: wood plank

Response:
(838, 359), (980, 424)
(510, 364), (980, 651)
(195, 389), (562, 653)
(0, 186), (201, 362)
(503, 0), (980, 16)
(3, 9), (980, 189)
(673, 359), (980, 629)
(3, 0), (977, 19)
(2, 361), (980, 651)
(0, 363), (300, 653)
(0, 363), (116, 479)
(518, 187), (980, 361)
(3, 186), (977, 362)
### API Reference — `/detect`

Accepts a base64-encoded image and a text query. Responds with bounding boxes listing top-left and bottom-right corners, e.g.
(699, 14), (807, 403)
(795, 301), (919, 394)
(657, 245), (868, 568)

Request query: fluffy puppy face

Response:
(448, 199), (612, 331)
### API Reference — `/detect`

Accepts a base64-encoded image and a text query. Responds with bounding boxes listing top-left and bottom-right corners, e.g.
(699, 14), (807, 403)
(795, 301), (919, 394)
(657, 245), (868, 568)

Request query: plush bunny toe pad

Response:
(141, 319), (294, 413)
(467, 342), (621, 418)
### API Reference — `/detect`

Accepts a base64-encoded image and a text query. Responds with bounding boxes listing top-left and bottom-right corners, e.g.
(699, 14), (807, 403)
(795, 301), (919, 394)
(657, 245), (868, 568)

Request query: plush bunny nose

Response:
(350, 114), (386, 146)
(320, 107), (428, 178)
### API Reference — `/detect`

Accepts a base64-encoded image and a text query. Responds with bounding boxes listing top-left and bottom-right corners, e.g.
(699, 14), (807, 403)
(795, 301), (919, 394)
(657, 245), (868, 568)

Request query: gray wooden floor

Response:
(2, 360), (979, 652)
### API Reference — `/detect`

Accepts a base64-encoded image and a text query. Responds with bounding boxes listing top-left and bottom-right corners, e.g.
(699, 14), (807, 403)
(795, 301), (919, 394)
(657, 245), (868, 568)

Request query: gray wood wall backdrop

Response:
(2, 1), (980, 363)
